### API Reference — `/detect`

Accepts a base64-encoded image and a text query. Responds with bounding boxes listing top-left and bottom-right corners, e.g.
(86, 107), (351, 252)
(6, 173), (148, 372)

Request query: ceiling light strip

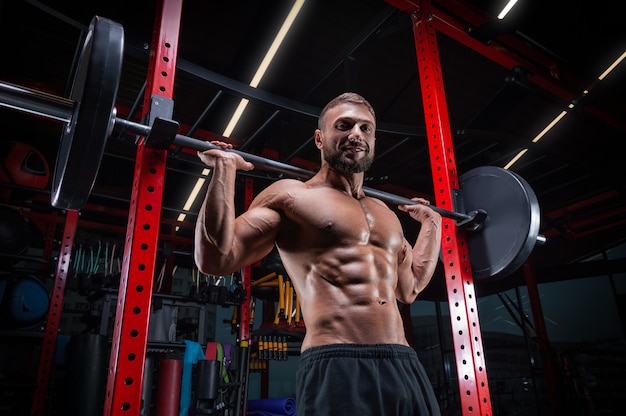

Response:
(505, 49), (626, 169)
(178, 0), (305, 228)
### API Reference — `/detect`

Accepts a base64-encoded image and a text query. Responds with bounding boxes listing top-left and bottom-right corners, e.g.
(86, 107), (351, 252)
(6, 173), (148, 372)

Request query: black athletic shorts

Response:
(295, 344), (441, 416)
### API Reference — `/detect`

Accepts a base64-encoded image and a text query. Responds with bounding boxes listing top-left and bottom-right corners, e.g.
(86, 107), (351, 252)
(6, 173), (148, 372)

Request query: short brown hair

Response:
(318, 92), (376, 129)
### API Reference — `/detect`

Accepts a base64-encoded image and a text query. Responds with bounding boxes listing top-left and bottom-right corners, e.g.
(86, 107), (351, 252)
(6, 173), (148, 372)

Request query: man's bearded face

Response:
(323, 139), (374, 174)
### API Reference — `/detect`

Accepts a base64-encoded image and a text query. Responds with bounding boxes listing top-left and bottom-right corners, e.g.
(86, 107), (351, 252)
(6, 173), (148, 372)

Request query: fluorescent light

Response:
(532, 111), (567, 143)
(505, 49), (626, 169)
(250, 0), (305, 89)
(503, 110), (567, 169)
(223, 99), (250, 138)
(223, 0), (305, 136)
(598, 50), (626, 80)
(176, 168), (210, 230)
(182, 168), (210, 213)
(497, 0), (519, 19)
(177, 0), (305, 228)
(503, 148), (528, 170)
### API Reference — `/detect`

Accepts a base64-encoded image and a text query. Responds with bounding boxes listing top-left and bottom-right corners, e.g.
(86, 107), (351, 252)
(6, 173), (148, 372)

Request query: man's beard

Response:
(324, 146), (374, 174)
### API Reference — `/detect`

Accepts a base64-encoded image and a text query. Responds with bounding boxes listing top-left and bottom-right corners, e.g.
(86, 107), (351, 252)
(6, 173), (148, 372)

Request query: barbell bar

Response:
(0, 66), (486, 228)
(0, 15), (545, 279)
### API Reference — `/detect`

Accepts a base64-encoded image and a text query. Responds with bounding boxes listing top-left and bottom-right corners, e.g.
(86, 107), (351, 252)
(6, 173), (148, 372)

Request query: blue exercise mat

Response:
(247, 397), (296, 416)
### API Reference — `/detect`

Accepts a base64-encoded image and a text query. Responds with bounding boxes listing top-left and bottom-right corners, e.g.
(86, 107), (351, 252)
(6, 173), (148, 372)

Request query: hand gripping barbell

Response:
(0, 16), (544, 280)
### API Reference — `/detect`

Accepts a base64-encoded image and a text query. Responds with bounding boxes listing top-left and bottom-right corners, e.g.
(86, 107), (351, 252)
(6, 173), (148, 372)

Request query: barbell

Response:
(0, 16), (544, 280)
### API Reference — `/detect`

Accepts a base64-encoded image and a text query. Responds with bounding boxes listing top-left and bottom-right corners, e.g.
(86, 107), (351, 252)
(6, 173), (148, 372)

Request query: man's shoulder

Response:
(252, 179), (306, 206)
(265, 178), (307, 192)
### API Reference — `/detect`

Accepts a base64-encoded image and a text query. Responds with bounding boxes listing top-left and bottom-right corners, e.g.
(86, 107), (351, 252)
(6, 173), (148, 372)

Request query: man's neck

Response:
(310, 166), (365, 198)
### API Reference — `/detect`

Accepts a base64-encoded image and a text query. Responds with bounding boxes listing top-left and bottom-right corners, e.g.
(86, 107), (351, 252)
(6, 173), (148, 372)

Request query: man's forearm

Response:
(411, 216), (441, 292)
(194, 160), (238, 272)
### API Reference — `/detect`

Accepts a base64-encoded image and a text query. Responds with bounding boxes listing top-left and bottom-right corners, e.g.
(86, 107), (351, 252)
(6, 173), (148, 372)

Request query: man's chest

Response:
(285, 190), (403, 246)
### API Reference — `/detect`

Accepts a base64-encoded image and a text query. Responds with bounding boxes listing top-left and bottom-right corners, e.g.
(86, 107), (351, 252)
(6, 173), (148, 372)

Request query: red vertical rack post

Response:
(386, 0), (493, 414)
(240, 178), (255, 345)
(523, 258), (562, 415)
(235, 177), (255, 415)
(103, 0), (183, 414)
(31, 209), (79, 416)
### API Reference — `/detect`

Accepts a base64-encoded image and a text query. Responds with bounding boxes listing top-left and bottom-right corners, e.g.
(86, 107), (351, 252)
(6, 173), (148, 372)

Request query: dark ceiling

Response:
(1, 0), (625, 298)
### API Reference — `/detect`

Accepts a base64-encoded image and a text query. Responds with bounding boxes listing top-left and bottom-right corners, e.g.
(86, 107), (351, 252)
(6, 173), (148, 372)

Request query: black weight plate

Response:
(51, 16), (124, 210)
(460, 166), (541, 280)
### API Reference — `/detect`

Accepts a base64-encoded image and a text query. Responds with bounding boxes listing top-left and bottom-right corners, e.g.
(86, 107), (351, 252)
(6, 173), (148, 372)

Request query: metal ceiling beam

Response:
(431, 0), (626, 134)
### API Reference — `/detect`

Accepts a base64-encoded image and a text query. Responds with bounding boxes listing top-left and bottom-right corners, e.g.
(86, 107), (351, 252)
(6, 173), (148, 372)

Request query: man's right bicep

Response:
(232, 206), (282, 266)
